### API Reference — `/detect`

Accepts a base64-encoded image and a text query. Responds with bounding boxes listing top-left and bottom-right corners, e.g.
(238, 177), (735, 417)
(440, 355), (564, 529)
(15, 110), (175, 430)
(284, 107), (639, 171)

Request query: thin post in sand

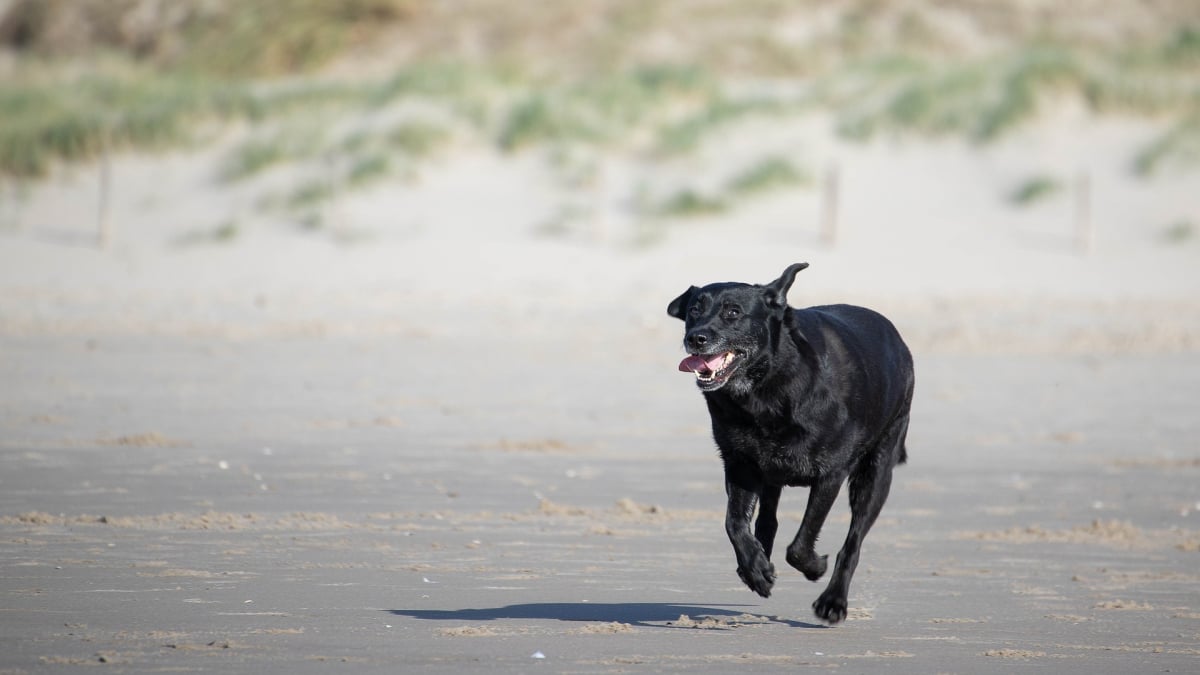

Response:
(97, 133), (113, 250)
(1074, 170), (1092, 255)
(820, 162), (839, 246)
(591, 157), (608, 244)
(0, 179), (16, 232)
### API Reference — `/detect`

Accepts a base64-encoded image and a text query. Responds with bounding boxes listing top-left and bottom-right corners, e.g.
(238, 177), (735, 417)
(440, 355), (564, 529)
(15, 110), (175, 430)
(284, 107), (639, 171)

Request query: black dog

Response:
(667, 262), (914, 624)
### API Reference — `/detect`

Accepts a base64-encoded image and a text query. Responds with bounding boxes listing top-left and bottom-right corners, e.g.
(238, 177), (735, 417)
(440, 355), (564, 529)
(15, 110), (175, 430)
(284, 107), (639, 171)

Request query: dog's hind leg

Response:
(785, 477), (842, 582)
(755, 484), (782, 559)
(812, 419), (907, 624)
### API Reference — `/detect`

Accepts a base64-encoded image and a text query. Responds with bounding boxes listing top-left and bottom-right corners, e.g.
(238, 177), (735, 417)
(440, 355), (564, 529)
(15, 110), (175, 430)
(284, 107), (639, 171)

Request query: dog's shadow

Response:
(387, 602), (824, 630)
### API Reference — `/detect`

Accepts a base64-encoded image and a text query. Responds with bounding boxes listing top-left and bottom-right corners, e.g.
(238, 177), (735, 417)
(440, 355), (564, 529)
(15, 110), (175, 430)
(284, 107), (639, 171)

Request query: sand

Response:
(1, 114), (1198, 673)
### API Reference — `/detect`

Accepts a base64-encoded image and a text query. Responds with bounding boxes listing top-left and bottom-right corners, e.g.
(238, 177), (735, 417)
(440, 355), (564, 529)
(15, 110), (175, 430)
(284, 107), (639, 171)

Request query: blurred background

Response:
(0, 0), (1197, 346)
(1, 7), (1199, 669)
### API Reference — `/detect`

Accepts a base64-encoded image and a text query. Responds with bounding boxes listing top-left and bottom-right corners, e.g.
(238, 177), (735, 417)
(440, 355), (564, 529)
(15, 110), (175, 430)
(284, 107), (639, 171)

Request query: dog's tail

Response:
(896, 370), (914, 466)
(888, 413), (912, 466)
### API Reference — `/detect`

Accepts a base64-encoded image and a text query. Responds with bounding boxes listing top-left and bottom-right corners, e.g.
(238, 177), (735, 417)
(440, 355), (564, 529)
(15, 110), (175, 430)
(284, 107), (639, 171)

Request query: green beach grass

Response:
(2, 1), (1197, 227)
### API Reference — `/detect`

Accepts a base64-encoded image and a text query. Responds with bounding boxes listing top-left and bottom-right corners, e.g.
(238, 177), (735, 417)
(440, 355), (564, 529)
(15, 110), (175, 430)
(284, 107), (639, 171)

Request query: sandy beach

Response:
(2, 109), (1199, 672)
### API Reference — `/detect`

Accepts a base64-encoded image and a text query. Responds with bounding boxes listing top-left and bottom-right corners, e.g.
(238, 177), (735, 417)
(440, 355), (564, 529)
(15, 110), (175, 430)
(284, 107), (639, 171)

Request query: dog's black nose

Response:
(686, 330), (710, 351)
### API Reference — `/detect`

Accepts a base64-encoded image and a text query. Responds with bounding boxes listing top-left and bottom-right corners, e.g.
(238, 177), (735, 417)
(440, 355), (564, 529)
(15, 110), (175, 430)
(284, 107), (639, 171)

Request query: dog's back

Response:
(789, 304), (913, 464)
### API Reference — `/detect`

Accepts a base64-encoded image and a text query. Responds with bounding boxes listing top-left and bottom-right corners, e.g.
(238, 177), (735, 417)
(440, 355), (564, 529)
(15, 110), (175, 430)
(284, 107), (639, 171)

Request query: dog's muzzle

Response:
(678, 351), (741, 391)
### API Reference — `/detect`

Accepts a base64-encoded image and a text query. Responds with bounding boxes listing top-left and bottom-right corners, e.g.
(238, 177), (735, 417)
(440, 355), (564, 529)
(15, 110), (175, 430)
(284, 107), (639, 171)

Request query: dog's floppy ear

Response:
(764, 262), (809, 309)
(667, 286), (699, 320)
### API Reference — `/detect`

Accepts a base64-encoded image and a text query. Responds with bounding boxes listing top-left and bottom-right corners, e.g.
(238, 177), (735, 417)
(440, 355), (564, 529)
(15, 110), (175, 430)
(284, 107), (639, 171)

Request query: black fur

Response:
(667, 262), (914, 624)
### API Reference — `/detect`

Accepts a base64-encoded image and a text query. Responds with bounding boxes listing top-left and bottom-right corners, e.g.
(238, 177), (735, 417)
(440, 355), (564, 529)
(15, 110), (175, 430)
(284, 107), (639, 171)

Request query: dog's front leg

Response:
(725, 469), (776, 598)
(755, 484), (782, 560)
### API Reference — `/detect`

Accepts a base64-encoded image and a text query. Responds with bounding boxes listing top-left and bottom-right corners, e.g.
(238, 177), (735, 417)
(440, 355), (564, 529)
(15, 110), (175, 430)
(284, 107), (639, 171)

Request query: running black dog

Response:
(667, 262), (914, 624)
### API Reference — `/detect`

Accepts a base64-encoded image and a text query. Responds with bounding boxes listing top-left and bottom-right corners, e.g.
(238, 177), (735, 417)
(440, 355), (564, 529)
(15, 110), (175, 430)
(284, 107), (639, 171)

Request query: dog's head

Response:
(667, 262), (808, 393)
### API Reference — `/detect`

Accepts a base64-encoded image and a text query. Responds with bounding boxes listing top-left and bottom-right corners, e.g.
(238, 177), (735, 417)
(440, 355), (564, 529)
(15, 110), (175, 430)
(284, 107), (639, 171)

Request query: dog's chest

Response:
(719, 424), (823, 485)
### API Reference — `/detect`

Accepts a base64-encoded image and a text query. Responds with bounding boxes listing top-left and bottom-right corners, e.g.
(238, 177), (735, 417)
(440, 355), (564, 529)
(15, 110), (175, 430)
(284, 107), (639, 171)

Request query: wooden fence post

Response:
(97, 133), (112, 249)
(820, 162), (839, 246)
(1074, 170), (1092, 255)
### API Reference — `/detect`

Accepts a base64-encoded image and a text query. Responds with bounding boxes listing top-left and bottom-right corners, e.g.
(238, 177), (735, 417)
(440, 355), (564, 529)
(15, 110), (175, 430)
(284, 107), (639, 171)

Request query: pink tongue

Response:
(678, 353), (726, 374)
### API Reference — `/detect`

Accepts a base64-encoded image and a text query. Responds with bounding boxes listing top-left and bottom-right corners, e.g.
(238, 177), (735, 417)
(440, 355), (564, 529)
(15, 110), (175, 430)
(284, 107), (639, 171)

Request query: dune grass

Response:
(1132, 111), (1200, 177)
(651, 189), (729, 218)
(726, 157), (810, 196)
(497, 66), (714, 152)
(1009, 175), (1064, 206)
(1, 70), (247, 178)
(828, 37), (1200, 146)
(0, 66), (371, 180)
(2, 3), (1198, 208)
(638, 155), (810, 223)
(1162, 220), (1195, 244)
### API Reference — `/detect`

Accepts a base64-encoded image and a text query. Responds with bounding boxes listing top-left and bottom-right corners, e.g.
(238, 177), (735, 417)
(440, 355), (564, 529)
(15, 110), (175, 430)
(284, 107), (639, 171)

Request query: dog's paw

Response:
(785, 547), (828, 581)
(812, 589), (848, 624)
(736, 558), (776, 598)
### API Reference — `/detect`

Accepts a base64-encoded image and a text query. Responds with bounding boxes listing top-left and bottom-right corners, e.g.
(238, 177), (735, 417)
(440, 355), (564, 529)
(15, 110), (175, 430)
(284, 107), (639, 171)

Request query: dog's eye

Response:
(688, 305), (701, 318)
(723, 308), (741, 321)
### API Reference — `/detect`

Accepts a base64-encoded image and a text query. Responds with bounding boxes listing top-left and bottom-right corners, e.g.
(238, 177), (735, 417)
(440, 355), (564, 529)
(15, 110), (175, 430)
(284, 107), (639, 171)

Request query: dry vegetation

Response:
(6, 1), (1196, 77)
(1, 0), (1198, 227)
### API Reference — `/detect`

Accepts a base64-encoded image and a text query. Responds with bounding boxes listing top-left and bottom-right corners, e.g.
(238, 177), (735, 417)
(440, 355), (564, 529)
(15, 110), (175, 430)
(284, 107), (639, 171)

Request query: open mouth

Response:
(678, 351), (741, 390)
